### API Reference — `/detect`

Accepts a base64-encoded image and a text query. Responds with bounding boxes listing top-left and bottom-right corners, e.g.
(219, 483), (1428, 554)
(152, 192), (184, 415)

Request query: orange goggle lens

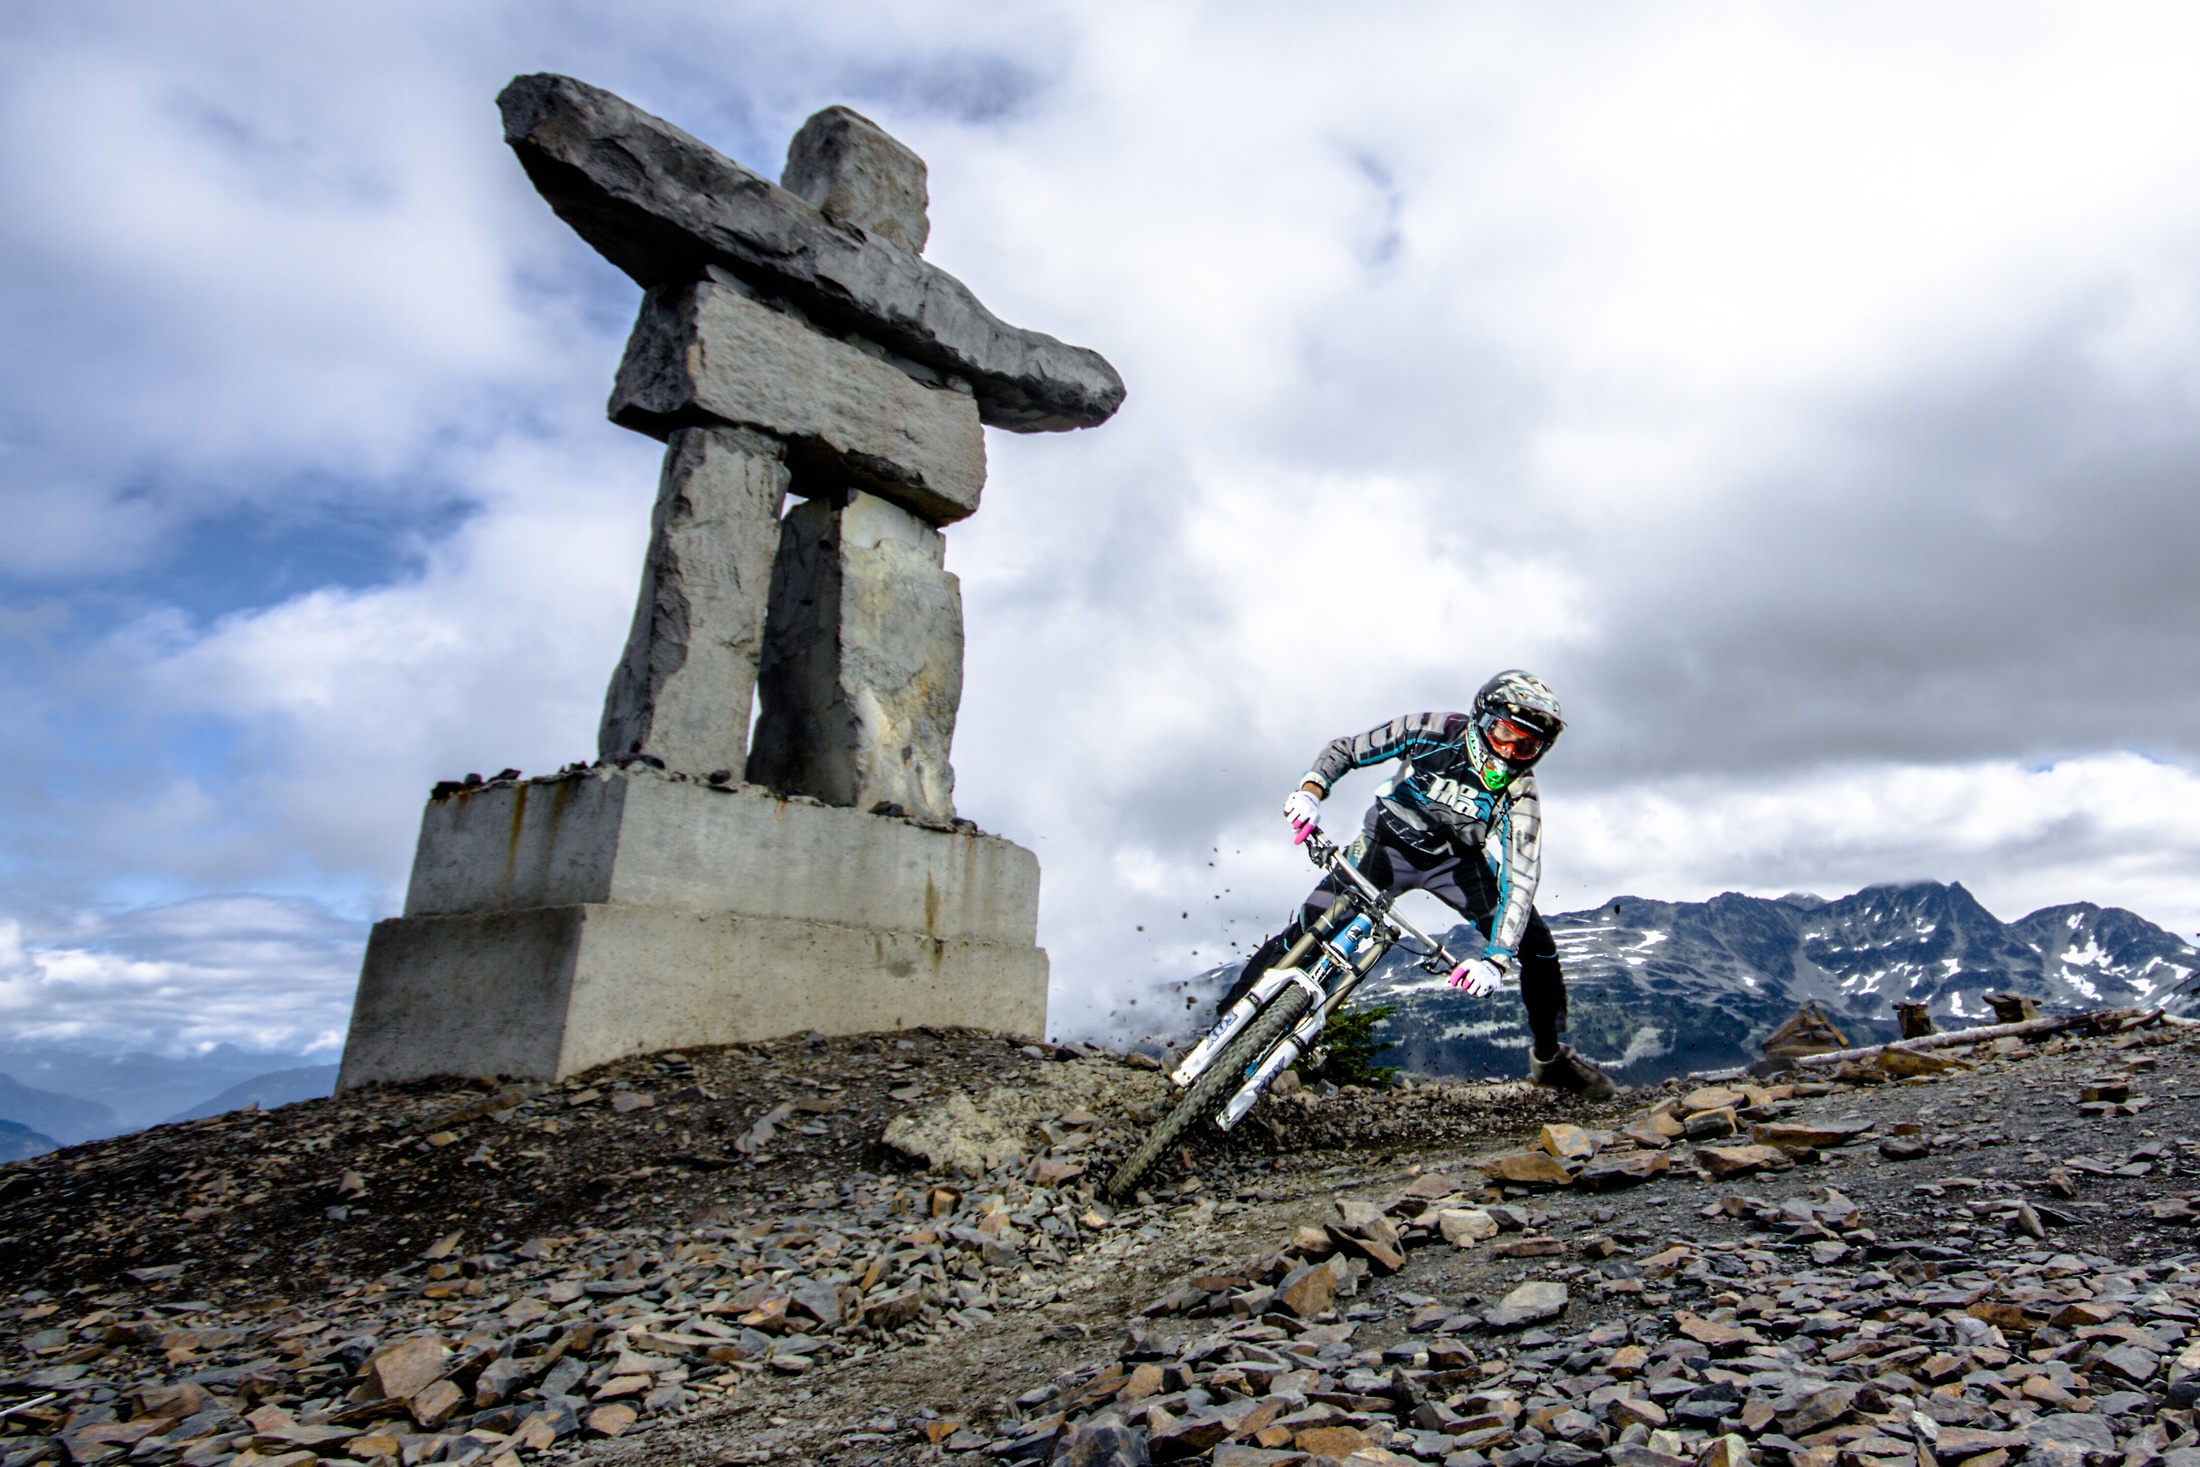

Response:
(1487, 717), (1546, 758)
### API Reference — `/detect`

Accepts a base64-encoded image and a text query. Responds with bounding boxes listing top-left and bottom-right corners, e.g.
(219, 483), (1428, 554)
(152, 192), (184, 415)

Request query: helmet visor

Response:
(1483, 715), (1550, 765)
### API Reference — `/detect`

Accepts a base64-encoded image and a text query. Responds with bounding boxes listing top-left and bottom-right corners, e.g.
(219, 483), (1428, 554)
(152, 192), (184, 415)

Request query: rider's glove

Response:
(1447, 955), (1510, 997)
(1282, 789), (1321, 842)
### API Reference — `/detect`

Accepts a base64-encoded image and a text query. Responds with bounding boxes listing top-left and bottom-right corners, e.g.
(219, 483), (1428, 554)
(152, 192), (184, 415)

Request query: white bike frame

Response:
(1169, 831), (1458, 1132)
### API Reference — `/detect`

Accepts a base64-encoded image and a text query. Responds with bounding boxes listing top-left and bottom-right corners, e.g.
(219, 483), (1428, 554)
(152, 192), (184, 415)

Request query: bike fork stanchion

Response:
(1216, 966), (1366, 1130)
(1169, 894), (1352, 1089)
(1215, 920), (1385, 1132)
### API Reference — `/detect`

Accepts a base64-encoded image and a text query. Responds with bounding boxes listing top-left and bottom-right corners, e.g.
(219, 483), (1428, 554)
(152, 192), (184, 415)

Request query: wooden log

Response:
(1789, 1008), (2154, 1070)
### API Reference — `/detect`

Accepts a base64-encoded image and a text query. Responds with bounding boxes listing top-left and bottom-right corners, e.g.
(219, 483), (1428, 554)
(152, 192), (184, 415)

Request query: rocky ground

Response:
(2, 1013), (2196, 1467)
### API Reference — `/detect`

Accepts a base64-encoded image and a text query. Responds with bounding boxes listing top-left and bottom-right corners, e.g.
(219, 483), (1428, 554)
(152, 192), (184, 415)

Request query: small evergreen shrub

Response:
(1304, 1002), (1400, 1087)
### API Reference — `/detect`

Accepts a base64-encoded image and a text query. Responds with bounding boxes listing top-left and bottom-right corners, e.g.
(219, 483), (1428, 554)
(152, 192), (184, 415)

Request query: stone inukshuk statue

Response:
(337, 78), (1121, 1088)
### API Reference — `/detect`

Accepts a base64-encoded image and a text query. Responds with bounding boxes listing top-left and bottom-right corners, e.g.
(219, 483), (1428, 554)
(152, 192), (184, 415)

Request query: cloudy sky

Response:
(4, 1), (2199, 1055)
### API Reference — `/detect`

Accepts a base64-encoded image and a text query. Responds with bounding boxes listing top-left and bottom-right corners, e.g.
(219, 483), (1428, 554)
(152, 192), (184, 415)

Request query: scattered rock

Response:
(1483, 1280), (1568, 1328)
(882, 1091), (1036, 1176)
(1437, 1208), (1500, 1245)
(1580, 1152), (1672, 1189)
(1480, 1150), (1574, 1185)
(1694, 1144), (1792, 1179)
(1538, 1123), (1599, 1162)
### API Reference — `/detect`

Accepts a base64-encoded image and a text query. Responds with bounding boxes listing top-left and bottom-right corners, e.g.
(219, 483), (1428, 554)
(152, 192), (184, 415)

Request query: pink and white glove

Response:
(1447, 955), (1509, 997)
(1282, 789), (1321, 843)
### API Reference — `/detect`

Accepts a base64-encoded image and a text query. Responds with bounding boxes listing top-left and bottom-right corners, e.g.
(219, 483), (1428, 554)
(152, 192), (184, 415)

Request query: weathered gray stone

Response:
(610, 273), (986, 524)
(1437, 1208), (1500, 1246)
(2025, 1414), (2117, 1456)
(497, 73), (1123, 432)
(882, 1092), (1039, 1177)
(747, 491), (962, 821)
(598, 426), (787, 771)
(781, 105), (929, 253)
(1054, 1421), (1151, 1467)
(1482, 1280), (1568, 1328)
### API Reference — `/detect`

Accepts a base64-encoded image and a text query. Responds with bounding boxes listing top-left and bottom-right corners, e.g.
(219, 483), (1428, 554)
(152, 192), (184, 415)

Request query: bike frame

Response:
(1169, 829), (1460, 1131)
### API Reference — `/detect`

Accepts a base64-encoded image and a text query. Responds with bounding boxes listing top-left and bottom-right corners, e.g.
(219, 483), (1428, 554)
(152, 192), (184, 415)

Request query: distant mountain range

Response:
(0, 1044), (338, 1150)
(1375, 881), (2198, 1083)
(1108, 881), (2199, 1086)
(0, 1072), (124, 1145)
(0, 1119), (60, 1163)
(9, 881), (2192, 1144)
(163, 1065), (340, 1123)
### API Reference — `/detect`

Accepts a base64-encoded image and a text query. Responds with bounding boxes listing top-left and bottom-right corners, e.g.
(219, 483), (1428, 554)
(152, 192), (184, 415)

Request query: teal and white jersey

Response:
(1301, 711), (1544, 960)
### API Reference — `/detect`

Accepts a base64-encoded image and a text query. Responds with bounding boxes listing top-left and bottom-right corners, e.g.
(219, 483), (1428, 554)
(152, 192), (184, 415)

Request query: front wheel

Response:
(1105, 985), (1314, 1199)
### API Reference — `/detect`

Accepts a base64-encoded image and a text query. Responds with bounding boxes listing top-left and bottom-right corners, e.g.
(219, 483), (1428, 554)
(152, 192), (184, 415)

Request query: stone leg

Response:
(598, 426), (789, 774)
(747, 489), (963, 820)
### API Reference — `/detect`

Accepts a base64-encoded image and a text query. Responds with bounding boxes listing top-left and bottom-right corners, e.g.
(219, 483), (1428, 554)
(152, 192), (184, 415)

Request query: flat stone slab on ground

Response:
(1483, 1280), (1567, 1328)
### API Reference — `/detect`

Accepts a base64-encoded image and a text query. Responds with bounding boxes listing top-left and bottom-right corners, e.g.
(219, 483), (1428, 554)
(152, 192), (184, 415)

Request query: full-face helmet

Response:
(1471, 670), (1564, 787)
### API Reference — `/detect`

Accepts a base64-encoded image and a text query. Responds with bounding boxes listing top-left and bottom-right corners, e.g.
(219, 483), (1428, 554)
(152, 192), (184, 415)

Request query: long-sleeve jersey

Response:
(1301, 711), (1543, 960)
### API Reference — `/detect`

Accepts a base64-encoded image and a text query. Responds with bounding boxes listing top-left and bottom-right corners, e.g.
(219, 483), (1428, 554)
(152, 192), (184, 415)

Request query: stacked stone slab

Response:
(338, 77), (1121, 1089)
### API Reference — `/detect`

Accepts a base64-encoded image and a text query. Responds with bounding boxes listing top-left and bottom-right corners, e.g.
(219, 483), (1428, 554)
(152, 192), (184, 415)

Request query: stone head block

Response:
(782, 105), (930, 254)
(610, 273), (985, 524)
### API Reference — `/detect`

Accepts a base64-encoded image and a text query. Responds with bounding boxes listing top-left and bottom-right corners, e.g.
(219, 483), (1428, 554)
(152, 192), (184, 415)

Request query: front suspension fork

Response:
(1168, 897), (1349, 1090)
(1216, 935), (1382, 1131)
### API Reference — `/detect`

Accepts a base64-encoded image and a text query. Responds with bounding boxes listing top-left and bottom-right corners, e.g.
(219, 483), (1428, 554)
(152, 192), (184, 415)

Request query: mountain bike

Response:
(1103, 828), (1463, 1198)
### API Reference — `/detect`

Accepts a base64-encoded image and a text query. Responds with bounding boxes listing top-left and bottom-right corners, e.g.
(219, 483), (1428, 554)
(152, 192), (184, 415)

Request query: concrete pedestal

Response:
(336, 769), (1045, 1088)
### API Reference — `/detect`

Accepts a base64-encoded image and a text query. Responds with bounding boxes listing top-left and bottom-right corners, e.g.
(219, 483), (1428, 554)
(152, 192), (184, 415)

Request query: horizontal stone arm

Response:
(498, 73), (1125, 433)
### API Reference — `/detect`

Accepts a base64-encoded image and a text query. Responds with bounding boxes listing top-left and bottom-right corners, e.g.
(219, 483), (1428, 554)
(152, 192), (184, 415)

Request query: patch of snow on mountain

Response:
(1438, 1018), (1525, 1043)
(1613, 1024), (1672, 1068)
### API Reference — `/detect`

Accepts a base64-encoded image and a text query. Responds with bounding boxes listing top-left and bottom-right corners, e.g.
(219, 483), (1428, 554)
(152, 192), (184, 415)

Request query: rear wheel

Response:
(1105, 985), (1314, 1199)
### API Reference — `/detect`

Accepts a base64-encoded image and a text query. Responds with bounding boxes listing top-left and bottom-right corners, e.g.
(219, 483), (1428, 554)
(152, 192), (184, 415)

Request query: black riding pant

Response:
(1226, 832), (1568, 1058)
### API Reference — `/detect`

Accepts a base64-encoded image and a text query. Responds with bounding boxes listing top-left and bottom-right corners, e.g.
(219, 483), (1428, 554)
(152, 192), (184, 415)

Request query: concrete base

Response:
(336, 767), (1046, 1089)
(339, 903), (1045, 1087)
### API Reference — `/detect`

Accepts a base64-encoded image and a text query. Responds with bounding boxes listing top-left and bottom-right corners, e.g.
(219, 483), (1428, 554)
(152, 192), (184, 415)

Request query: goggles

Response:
(1481, 714), (1550, 764)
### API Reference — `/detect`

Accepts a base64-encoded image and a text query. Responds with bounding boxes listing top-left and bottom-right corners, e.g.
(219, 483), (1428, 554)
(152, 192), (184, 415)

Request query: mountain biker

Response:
(1227, 670), (1617, 1100)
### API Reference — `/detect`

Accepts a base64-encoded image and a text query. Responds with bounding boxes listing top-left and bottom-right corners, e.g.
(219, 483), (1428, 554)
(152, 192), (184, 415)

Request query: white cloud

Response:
(0, 896), (361, 1055)
(1550, 752), (2200, 933)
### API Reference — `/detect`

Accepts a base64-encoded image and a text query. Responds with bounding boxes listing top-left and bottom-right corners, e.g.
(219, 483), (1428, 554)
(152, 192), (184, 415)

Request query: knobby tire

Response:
(1105, 985), (1314, 1199)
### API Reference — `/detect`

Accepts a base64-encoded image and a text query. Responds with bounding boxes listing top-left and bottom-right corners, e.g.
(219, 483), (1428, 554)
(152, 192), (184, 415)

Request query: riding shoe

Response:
(1529, 1044), (1619, 1101)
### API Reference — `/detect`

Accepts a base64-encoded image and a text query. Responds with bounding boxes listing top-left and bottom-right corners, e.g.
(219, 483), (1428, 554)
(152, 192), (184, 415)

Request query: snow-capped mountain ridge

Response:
(1370, 880), (2196, 1083)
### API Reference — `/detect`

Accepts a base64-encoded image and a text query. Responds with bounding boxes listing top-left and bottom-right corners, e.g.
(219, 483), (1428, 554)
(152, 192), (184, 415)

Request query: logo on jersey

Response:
(1421, 776), (1489, 816)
